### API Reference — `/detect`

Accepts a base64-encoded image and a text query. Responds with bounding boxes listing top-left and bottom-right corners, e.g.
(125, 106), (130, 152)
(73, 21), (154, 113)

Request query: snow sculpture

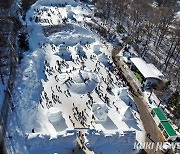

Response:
(93, 45), (100, 52)
(98, 53), (109, 67)
(56, 44), (72, 61)
(117, 87), (129, 103)
(122, 107), (134, 121)
(92, 103), (108, 121)
(93, 45), (101, 55)
(47, 107), (62, 124)
(67, 11), (75, 19)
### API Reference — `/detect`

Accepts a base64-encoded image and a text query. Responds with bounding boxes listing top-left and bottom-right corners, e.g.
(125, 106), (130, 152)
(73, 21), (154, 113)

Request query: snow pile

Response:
(98, 53), (109, 67)
(55, 45), (72, 61)
(93, 44), (102, 55)
(75, 44), (87, 58)
(48, 30), (96, 47)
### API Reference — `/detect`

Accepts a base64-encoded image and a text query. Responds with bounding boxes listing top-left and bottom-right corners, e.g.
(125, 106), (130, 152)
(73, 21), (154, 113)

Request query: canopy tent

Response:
(130, 57), (163, 80)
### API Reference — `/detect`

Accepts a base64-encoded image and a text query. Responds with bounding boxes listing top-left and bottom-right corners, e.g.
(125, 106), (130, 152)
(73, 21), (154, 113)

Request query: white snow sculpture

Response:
(92, 103), (108, 121)
(122, 107), (134, 121)
(117, 87), (129, 103)
(47, 107), (62, 124)
(93, 45), (101, 55)
(67, 10), (75, 19)
(93, 45), (100, 52)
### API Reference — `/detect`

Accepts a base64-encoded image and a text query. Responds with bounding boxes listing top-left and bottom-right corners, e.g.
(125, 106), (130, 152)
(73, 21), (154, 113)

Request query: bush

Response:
(133, 71), (143, 83)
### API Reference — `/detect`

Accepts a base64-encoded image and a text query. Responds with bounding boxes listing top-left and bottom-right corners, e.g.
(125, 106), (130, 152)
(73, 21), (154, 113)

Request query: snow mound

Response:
(47, 108), (68, 132)
(48, 24), (96, 46)
(93, 44), (102, 55)
(75, 44), (87, 58)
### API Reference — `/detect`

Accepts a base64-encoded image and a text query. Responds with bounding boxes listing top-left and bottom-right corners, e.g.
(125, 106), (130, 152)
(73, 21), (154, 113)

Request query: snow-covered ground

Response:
(6, 0), (145, 153)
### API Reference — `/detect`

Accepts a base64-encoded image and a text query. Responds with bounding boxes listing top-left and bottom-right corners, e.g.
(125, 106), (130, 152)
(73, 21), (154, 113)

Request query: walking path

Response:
(114, 56), (164, 154)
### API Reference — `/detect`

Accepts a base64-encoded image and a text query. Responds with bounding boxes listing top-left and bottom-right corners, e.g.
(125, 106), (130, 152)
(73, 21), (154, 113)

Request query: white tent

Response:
(92, 103), (108, 121)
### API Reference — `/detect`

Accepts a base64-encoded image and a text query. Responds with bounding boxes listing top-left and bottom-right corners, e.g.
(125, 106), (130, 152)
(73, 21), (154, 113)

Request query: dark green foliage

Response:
(132, 71), (143, 83)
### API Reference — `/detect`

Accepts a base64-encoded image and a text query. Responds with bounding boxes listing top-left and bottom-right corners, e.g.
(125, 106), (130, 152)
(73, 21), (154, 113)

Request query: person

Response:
(32, 128), (35, 133)
(147, 133), (151, 138)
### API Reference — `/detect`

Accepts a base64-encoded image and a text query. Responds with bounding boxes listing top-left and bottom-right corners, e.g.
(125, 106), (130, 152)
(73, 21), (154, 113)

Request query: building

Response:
(130, 57), (163, 88)
(151, 108), (177, 141)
